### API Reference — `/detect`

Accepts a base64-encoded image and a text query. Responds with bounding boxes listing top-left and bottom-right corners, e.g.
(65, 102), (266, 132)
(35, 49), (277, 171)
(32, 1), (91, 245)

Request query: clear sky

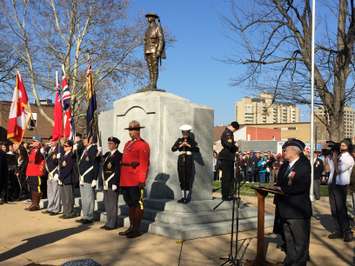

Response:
(126, 0), (272, 126)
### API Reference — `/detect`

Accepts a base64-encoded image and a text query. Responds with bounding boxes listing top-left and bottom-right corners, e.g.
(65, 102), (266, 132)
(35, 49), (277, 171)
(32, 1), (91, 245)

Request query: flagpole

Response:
(310, 0), (315, 202)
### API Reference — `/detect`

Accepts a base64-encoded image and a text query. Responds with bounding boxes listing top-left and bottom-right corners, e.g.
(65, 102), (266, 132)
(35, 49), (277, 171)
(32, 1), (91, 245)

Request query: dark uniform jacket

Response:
(102, 150), (122, 190)
(0, 151), (8, 189)
(171, 137), (199, 153)
(45, 147), (59, 178)
(59, 151), (75, 185)
(218, 128), (238, 161)
(78, 144), (99, 183)
(313, 158), (324, 180)
(275, 155), (312, 219)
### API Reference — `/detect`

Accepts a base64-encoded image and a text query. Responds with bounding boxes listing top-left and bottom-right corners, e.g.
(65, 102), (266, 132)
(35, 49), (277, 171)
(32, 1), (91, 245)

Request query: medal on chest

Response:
(107, 162), (112, 169)
(52, 154), (56, 160)
(85, 156), (89, 162)
(62, 160), (67, 167)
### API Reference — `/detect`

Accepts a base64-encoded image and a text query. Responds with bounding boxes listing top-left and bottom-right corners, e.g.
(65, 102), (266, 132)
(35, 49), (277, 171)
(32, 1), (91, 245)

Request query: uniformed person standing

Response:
(119, 121), (150, 238)
(25, 136), (45, 211)
(217, 121), (239, 201)
(77, 135), (99, 224)
(58, 140), (76, 219)
(274, 139), (312, 266)
(171, 125), (199, 203)
(42, 138), (61, 215)
(101, 137), (122, 230)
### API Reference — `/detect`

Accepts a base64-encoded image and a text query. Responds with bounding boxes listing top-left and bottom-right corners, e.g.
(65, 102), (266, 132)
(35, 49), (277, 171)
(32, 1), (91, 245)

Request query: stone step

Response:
(100, 213), (274, 240)
(116, 204), (258, 225)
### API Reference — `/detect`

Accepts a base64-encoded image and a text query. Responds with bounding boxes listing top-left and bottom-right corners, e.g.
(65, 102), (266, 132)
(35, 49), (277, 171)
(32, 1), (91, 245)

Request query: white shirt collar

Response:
(288, 157), (299, 168)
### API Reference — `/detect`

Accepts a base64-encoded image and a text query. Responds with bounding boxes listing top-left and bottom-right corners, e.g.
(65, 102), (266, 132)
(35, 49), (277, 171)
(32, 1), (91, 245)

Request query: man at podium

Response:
(273, 139), (312, 266)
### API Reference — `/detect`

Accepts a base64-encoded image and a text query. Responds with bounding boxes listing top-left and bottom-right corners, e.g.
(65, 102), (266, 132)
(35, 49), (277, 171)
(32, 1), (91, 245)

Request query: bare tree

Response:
(0, 0), (147, 126)
(225, 0), (354, 141)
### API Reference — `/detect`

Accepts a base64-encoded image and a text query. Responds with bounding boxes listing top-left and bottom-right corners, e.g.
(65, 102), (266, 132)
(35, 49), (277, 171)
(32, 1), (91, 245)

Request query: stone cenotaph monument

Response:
(98, 13), (271, 240)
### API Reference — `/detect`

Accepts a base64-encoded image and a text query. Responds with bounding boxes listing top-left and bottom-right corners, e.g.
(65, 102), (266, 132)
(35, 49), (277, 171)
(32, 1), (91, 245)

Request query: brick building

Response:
(0, 100), (54, 143)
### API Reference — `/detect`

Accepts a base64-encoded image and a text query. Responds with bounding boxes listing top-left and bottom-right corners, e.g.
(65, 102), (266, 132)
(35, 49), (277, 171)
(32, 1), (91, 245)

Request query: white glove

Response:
(58, 179), (63, 185)
(96, 147), (102, 157)
(112, 184), (117, 191)
(53, 174), (59, 181)
(56, 153), (61, 159)
(91, 179), (97, 188)
(73, 144), (78, 151)
(80, 180), (85, 186)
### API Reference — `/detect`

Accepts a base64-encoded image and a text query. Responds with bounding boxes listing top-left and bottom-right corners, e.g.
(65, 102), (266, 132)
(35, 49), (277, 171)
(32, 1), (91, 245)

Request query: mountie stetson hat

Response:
(145, 13), (159, 19)
(283, 138), (306, 151)
(124, 120), (145, 130)
(108, 136), (120, 145)
(179, 124), (192, 131)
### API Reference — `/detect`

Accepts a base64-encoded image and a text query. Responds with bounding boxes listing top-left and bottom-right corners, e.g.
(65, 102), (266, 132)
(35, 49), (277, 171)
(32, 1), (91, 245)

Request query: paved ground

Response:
(0, 196), (353, 266)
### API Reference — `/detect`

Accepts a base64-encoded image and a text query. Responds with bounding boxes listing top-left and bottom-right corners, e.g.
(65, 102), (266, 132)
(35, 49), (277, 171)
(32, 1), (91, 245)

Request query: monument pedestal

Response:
(98, 91), (273, 240)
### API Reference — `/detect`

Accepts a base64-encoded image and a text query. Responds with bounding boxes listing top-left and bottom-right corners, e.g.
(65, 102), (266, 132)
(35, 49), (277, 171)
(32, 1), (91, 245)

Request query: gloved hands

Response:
(56, 153), (61, 159)
(80, 180), (85, 186)
(138, 182), (145, 190)
(58, 180), (63, 186)
(91, 179), (97, 188)
(53, 174), (59, 181)
(112, 184), (118, 191)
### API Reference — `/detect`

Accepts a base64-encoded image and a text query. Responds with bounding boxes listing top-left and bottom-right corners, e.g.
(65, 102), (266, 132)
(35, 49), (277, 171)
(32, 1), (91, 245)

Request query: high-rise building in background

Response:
(235, 93), (300, 124)
(315, 106), (355, 140)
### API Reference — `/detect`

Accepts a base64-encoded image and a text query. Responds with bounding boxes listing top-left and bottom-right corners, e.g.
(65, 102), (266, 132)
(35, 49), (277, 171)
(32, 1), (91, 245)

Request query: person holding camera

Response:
(328, 139), (354, 242)
(217, 121), (239, 201)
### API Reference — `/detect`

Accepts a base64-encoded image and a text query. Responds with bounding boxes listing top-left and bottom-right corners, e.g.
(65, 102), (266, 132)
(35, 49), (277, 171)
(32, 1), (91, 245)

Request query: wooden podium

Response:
(251, 186), (284, 266)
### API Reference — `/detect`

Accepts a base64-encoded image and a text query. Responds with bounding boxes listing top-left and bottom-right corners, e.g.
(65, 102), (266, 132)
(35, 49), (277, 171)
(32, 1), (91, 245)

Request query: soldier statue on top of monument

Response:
(143, 13), (166, 91)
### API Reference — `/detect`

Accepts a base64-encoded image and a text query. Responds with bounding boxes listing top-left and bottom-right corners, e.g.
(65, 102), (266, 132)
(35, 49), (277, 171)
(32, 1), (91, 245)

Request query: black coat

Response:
(218, 128), (237, 161)
(275, 155), (312, 219)
(59, 151), (75, 185)
(45, 147), (59, 175)
(102, 150), (122, 190)
(78, 145), (99, 183)
(0, 151), (8, 187)
(171, 137), (199, 153)
(313, 158), (324, 180)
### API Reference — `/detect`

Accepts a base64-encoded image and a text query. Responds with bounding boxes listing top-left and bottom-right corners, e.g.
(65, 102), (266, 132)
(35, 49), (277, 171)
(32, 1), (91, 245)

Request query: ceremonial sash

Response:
(103, 173), (115, 190)
(80, 166), (94, 183)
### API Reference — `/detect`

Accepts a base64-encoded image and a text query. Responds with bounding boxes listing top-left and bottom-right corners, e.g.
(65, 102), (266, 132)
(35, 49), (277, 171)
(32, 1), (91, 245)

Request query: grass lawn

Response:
(213, 180), (329, 197)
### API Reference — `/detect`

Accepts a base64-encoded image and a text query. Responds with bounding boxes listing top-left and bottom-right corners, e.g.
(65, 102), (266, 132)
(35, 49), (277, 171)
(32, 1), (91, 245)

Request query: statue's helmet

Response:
(145, 13), (159, 19)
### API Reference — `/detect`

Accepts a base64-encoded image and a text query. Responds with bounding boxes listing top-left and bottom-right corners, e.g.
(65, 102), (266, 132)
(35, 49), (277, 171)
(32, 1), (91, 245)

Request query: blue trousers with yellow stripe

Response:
(27, 176), (42, 193)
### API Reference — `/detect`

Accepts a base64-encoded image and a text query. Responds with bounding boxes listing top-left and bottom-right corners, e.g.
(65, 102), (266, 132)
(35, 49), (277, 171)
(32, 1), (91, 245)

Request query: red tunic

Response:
(120, 138), (150, 187)
(26, 148), (45, 177)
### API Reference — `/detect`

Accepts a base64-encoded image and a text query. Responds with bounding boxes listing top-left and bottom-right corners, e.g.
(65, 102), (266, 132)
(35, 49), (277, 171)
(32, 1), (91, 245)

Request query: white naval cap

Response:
(179, 124), (192, 131)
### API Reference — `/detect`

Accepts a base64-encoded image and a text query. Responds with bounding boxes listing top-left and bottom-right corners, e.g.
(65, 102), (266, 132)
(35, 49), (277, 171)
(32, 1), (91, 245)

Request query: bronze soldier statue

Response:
(144, 13), (166, 91)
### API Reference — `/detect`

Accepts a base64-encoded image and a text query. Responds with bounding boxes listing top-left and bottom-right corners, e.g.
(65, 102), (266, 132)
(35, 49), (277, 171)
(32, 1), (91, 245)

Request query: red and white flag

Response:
(52, 75), (63, 141)
(7, 72), (32, 144)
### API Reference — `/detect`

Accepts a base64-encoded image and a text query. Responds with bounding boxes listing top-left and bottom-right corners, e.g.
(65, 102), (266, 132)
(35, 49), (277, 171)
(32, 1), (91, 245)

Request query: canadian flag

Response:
(7, 72), (32, 144)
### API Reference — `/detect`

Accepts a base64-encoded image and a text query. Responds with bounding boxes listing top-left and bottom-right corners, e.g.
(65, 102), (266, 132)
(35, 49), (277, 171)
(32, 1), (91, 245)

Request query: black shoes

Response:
(126, 230), (142, 238)
(177, 198), (185, 203)
(344, 232), (353, 242)
(76, 218), (93, 224)
(328, 232), (343, 239)
(50, 212), (60, 216)
(119, 227), (133, 236)
(101, 225), (115, 231)
(41, 210), (52, 214)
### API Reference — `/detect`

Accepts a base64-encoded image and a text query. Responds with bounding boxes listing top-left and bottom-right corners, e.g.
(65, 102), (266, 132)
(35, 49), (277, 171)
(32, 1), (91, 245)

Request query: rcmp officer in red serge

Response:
(171, 125), (199, 204)
(101, 137), (122, 230)
(119, 120), (150, 238)
(58, 140), (76, 219)
(25, 136), (45, 211)
(77, 135), (99, 224)
(274, 139), (312, 266)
